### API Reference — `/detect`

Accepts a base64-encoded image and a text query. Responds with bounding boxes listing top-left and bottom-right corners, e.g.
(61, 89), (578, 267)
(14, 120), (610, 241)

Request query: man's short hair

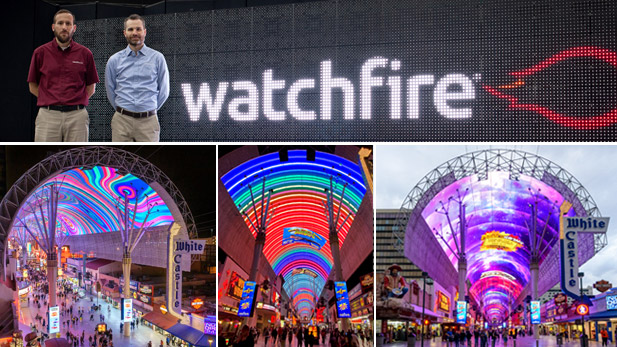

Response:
(53, 9), (75, 24)
(124, 14), (145, 29)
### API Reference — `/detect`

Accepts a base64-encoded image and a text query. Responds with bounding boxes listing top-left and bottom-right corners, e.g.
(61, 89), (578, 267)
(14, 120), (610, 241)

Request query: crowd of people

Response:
(20, 264), (158, 347)
(224, 325), (373, 347)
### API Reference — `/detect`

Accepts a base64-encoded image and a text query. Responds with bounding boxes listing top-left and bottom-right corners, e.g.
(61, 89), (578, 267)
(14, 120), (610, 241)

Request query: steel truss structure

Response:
(0, 146), (197, 277)
(392, 148), (608, 307)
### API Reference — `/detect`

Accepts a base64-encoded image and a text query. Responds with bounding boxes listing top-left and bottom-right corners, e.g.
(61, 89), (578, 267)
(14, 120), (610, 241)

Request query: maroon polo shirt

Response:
(27, 39), (99, 107)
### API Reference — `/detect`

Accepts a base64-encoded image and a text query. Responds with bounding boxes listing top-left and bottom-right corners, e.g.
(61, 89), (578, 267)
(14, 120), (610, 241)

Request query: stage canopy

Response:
(222, 150), (367, 319)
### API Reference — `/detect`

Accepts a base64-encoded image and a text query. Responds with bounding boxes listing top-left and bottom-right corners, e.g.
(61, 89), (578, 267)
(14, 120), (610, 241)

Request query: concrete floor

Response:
(381, 335), (616, 347)
(19, 289), (179, 347)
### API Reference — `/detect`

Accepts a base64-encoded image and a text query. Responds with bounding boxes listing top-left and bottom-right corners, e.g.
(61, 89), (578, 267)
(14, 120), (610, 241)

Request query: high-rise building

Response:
(376, 209), (422, 280)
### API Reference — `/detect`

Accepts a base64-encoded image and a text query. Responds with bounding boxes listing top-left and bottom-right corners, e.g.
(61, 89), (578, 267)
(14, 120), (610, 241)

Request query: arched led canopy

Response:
(13, 166), (174, 239)
(423, 172), (573, 323)
(397, 149), (607, 326)
(222, 150), (366, 318)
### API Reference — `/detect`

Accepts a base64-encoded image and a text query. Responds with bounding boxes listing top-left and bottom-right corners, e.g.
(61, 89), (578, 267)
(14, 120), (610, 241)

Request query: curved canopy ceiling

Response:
(12, 166), (174, 239)
(222, 150), (367, 319)
(422, 171), (575, 324)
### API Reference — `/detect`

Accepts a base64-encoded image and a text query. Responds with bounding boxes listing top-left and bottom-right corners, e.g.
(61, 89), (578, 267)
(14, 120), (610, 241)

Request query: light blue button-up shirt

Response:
(105, 44), (169, 112)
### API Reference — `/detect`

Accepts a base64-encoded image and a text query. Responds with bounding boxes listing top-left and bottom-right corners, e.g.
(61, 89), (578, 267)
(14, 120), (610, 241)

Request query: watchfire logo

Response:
(182, 46), (616, 130)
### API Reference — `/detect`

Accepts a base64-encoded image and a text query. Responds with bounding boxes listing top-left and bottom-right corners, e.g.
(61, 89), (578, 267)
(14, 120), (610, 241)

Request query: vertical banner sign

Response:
(456, 301), (467, 324)
(121, 299), (133, 322)
(560, 209), (610, 300)
(171, 238), (206, 315)
(334, 282), (352, 318)
(238, 281), (257, 317)
(530, 301), (541, 324)
(49, 306), (60, 334)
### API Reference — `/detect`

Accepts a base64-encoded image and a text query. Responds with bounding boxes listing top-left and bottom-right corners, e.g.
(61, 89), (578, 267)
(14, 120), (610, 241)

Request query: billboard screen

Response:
(282, 227), (327, 249)
(456, 301), (467, 324)
(237, 281), (257, 317)
(335, 281), (352, 318)
(73, 0), (615, 141)
(606, 295), (617, 310)
(531, 301), (541, 324)
(49, 306), (60, 334)
(121, 299), (133, 322)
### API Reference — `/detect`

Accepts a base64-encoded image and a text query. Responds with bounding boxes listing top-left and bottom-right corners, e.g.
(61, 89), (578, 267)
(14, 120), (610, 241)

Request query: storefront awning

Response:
(167, 324), (214, 347)
(45, 338), (71, 347)
(143, 310), (179, 330)
(589, 311), (617, 320)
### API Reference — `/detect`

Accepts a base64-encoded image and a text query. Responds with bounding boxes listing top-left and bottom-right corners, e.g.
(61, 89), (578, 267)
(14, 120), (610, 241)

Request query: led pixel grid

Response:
(221, 150), (367, 318)
(74, 0), (616, 141)
(422, 171), (575, 323)
(13, 166), (174, 237)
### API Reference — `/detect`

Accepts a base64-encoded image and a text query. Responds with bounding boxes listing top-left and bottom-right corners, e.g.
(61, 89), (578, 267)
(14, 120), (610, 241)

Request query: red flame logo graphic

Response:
(483, 47), (617, 130)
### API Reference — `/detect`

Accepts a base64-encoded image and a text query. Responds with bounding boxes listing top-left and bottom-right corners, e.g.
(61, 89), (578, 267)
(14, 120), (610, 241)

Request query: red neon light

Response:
(483, 46), (617, 130)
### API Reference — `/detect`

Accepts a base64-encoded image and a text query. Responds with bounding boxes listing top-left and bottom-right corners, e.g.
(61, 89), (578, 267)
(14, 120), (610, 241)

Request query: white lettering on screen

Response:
(181, 57), (479, 121)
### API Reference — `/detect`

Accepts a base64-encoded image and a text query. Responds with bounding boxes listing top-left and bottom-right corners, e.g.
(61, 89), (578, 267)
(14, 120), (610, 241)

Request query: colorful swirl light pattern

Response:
(222, 150), (367, 318)
(422, 171), (573, 324)
(13, 166), (174, 237)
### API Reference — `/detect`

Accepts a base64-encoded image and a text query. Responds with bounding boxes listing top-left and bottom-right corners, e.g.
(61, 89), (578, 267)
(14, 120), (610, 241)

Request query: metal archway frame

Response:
(393, 148), (608, 306)
(0, 146), (197, 277)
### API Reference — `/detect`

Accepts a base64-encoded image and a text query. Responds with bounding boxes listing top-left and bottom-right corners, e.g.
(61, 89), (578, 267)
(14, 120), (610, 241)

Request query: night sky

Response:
(2, 145), (216, 238)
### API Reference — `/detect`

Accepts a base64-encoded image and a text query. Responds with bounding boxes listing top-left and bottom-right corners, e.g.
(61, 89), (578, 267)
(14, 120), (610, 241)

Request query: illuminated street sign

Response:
(560, 214), (610, 300)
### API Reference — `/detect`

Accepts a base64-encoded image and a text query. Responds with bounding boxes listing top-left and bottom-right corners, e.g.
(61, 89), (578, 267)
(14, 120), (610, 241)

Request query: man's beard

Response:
(127, 36), (142, 46)
(54, 30), (72, 44)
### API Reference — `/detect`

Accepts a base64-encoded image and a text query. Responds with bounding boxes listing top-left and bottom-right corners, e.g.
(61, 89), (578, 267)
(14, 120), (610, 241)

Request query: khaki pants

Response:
(111, 111), (160, 142)
(35, 107), (89, 142)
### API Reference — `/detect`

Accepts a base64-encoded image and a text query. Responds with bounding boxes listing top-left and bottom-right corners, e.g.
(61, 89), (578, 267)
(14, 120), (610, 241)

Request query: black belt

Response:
(116, 107), (156, 118)
(45, 105), (85, 112)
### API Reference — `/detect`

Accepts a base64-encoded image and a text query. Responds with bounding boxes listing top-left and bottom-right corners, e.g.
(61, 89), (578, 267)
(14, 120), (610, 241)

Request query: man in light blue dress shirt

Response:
(105, 14), (169, 142)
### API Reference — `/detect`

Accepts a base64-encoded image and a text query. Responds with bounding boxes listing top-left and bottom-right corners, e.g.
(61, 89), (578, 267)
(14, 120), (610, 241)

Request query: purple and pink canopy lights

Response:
(422, 171), (574, 323)
(13, 166), (174, 237)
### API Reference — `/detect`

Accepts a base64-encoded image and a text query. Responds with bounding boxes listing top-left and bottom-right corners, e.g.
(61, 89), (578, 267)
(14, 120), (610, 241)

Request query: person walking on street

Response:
(600, 328), (609, 346)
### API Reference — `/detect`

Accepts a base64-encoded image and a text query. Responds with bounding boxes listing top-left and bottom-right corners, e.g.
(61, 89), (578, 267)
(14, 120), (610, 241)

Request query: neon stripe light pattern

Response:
(422, 171), (573, 324)
(14, 166), (173, 237)
(222, 150), (366, 318)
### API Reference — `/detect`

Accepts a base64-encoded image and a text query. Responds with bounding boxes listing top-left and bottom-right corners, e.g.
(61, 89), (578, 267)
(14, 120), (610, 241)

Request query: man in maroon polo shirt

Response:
(27, 9), (99, 142)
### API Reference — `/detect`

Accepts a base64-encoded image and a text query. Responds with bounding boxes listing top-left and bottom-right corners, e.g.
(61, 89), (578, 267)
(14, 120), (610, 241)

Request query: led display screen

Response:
(422, 171), (575, 323)
(222, 150), (366, 318)
(13, 166), (173, 236)
(237, 281), (257, 317)
(607, 295), (617, 310)
(204, 316), (216, 335)
(531, 301), (541, 324)
(282, 227), (327, 249)
(335, 281), (352, 318)
(49, 306), (60, 334)
(121, 299), (133, 322)
(457, 301), (467, 324)
(73, 0), (615, 141)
